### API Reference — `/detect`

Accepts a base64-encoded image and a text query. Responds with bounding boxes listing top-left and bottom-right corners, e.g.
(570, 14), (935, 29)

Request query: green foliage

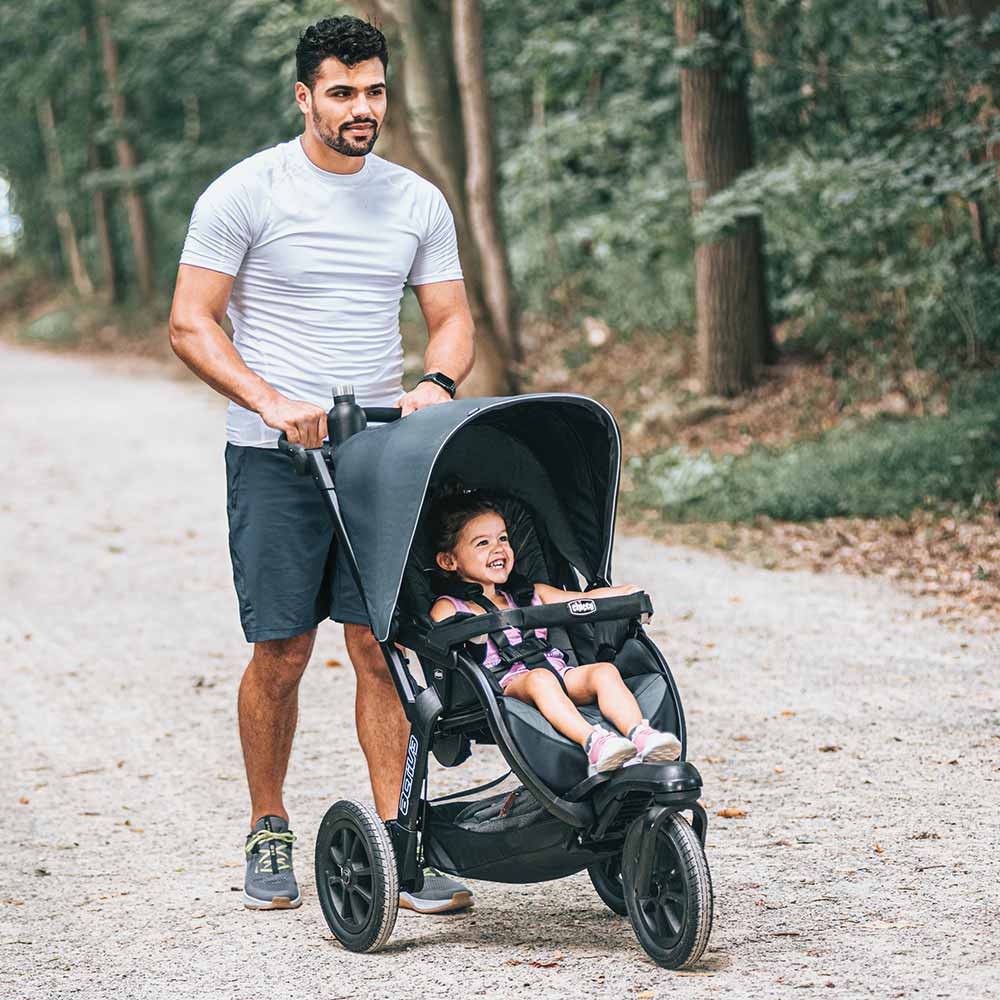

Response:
(701, 1), (1000, 376)
(628, 374), (1000, 521)
(483, 0), (694, 333)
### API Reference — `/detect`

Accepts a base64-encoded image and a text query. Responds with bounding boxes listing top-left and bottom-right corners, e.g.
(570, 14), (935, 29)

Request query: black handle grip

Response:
(363, 407), (402, 423)
(276, 432), (310, 475)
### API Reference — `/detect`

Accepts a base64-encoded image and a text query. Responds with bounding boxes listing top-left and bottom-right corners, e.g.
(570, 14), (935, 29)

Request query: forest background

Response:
(2, 0), (998, 618)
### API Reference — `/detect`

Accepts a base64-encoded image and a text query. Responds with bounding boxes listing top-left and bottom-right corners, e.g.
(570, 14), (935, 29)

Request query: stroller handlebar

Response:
(276, 405), (403, 474)
(426, 592), (654, 654)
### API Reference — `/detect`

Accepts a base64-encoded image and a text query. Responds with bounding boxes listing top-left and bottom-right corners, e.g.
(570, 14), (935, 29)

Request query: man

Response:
(169, 16), (475, 914)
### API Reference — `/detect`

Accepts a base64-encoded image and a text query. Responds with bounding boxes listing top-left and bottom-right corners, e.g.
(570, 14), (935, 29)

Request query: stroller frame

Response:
(280, 393), (714, 969)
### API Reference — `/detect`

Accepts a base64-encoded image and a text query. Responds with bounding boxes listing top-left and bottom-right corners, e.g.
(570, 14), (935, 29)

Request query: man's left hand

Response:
(399, 380), (452, 417)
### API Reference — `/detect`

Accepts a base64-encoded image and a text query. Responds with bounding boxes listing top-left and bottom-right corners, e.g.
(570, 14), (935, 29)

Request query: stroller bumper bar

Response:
(425, 592), (654, 653)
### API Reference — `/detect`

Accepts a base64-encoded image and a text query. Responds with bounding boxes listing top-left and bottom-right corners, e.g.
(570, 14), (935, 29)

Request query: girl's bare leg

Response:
(563, 662), (643, 736)
(503, 669), (594, 745)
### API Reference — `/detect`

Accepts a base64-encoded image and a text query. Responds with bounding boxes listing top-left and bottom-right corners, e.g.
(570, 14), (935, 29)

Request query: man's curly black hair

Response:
(295, 16), (389, 91)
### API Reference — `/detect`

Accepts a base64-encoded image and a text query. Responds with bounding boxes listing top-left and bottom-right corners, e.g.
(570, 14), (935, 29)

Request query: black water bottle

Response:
(328, 384), (367, 445)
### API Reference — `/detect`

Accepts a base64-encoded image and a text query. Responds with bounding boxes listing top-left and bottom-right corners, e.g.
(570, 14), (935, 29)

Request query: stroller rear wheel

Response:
(588, 855), (627, 916)
(315, 800), (398, 953)
(622, 811), (713, 969)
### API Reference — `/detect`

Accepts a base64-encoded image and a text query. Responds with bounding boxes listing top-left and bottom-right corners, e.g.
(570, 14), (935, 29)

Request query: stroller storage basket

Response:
(424, 788), (616, 883)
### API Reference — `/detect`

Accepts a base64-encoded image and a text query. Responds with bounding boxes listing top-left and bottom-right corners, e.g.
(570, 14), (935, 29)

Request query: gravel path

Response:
(3, 344), (998, 1000)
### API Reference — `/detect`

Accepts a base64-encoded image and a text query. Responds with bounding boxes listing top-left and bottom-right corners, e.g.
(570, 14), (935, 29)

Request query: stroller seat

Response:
(400, 486), (681, 791)
(500, 670), (677, 793)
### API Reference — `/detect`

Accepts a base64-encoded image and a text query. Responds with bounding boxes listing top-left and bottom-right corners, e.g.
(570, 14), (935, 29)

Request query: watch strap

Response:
(418, 372), (457, 398)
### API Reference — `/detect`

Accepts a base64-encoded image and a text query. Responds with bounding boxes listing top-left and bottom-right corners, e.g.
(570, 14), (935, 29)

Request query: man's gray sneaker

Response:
(243, 815), (302, 910)
(399, 868), (474, 914)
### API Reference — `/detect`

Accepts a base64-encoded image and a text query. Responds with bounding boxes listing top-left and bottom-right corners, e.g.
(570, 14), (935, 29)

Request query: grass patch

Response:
(627, 374), (1000, 522)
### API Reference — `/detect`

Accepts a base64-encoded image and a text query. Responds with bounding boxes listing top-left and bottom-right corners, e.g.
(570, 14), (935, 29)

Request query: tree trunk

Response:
(95, 0), (154, 301)
(89, 141), (118, 302)
(676, 0), (772, 395)
(36, 97), (94, 298)
(362, 0), (513, 393)
(451, 0), (522, 369)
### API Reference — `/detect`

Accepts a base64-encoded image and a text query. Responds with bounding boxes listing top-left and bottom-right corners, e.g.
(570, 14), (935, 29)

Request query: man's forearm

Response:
(170, 317), (280, 415)
(423, 315), (475, 386)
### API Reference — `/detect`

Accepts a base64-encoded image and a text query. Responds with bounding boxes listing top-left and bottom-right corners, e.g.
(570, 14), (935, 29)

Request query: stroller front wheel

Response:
(622, 811), (713, 969)
(315, 799), (399, 953)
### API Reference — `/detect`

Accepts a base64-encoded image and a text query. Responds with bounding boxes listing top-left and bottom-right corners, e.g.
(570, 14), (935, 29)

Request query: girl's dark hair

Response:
(428, 482), (504, 555)
(296, 16), (389, 90)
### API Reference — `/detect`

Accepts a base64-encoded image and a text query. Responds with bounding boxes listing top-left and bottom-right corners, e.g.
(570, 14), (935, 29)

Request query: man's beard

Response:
(312, 107), (379, 157)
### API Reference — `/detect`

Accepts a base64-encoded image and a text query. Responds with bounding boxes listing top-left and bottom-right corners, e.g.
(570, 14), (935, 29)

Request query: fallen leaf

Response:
(325, 658), (343, 668)
(774, 767), (785, 774)
(779, 711), (796, 717)
(911, 831), (940, 841)
(18, 797), (29, 805)
(874, 843), (884, 854)
(732, 735), (751, 742)
(716, 807), (746, 819)
(33, 868), (50, 877)
(817, 745), (842, 753)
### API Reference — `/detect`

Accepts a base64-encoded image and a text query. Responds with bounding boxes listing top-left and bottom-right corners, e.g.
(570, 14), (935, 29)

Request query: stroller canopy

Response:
(334, 394), (622, 641)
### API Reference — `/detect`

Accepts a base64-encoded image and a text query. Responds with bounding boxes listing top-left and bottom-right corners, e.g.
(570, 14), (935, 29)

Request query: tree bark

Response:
(676, 0), (772, 395)
(451, 0), (522, 369)
(89, 141), (118, 302)
(95, 0), (154, 301)
(36, 97), (94, 298)
(361, 0), (513, 393)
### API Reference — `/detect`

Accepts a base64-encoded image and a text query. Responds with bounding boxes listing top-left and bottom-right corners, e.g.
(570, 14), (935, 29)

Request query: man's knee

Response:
(344, 623), (390, 682)
(248, 631), (315, 697)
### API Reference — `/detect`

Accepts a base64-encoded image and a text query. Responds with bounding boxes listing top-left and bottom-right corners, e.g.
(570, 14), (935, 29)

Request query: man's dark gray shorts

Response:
(225, 443), (368, 642)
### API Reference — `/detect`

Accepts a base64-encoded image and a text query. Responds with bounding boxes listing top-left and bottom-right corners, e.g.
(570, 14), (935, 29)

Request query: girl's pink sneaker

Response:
(586, 726), (638, 776)
(629, 722), (682, 763)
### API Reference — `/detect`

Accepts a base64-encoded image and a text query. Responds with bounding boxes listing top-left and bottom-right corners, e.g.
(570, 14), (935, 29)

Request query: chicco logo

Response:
(569, 599), (597, 616)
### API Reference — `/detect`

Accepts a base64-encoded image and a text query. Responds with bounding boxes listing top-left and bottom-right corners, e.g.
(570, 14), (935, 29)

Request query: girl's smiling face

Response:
(435, 512), (514, 587)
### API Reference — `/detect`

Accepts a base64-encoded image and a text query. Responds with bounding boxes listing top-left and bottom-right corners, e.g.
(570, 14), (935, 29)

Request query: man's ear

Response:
(294, 81), (311, 115)
(435, 551), (456, 572)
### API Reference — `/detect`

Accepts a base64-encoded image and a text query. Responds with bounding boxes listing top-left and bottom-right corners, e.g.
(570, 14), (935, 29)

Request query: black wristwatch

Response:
(417, 371), (457, 398)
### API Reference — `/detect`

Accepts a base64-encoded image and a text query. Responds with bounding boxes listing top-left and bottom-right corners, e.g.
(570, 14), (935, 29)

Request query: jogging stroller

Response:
(279, 390), (713, 969)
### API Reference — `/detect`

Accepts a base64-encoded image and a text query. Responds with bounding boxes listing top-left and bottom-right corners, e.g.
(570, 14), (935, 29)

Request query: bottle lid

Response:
(332, 383), (355, 400)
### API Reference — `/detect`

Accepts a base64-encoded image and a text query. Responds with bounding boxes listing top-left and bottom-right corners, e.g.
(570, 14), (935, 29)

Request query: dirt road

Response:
(3, 344), (998, 999)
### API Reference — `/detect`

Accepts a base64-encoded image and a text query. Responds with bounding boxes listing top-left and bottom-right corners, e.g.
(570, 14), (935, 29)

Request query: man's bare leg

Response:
(238, 630), (316, 827)
(345, 623), (408, 819)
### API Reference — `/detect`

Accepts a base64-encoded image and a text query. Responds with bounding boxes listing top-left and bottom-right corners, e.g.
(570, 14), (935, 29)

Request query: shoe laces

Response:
(245, 829), (296, 873)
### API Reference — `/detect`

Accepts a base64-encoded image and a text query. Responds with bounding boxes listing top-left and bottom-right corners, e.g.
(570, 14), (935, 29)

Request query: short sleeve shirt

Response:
(180, 138), (464, 446)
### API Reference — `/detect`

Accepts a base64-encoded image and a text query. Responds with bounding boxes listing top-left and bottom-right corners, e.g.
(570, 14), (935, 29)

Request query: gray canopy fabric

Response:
(333, 394), (621, 641)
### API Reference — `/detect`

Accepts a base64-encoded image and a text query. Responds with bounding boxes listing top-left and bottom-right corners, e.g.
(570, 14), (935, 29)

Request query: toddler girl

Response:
(428, 489), (681, 775)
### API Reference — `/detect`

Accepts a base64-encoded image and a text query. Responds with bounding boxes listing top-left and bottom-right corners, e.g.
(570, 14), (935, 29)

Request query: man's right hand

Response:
(259, 396), (328, 448)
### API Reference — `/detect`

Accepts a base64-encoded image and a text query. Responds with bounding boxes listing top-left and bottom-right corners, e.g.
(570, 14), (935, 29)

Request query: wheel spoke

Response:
(329, 840), (344, 865)
(352, 881), (373, 904)
(660, 899), (682, 937)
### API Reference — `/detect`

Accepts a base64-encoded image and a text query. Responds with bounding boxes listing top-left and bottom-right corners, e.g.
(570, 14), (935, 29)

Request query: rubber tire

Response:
(621, 812), (713, 969)
(588, 855), (628, 916)
(315, 800), (399, 953)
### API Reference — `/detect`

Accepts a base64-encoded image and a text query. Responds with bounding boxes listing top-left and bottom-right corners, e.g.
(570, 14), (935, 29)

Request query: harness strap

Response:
(468, 592), (570, 695)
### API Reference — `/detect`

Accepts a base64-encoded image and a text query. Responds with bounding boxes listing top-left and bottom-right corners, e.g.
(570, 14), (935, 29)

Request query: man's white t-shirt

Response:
(180, 137), (464, 446)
